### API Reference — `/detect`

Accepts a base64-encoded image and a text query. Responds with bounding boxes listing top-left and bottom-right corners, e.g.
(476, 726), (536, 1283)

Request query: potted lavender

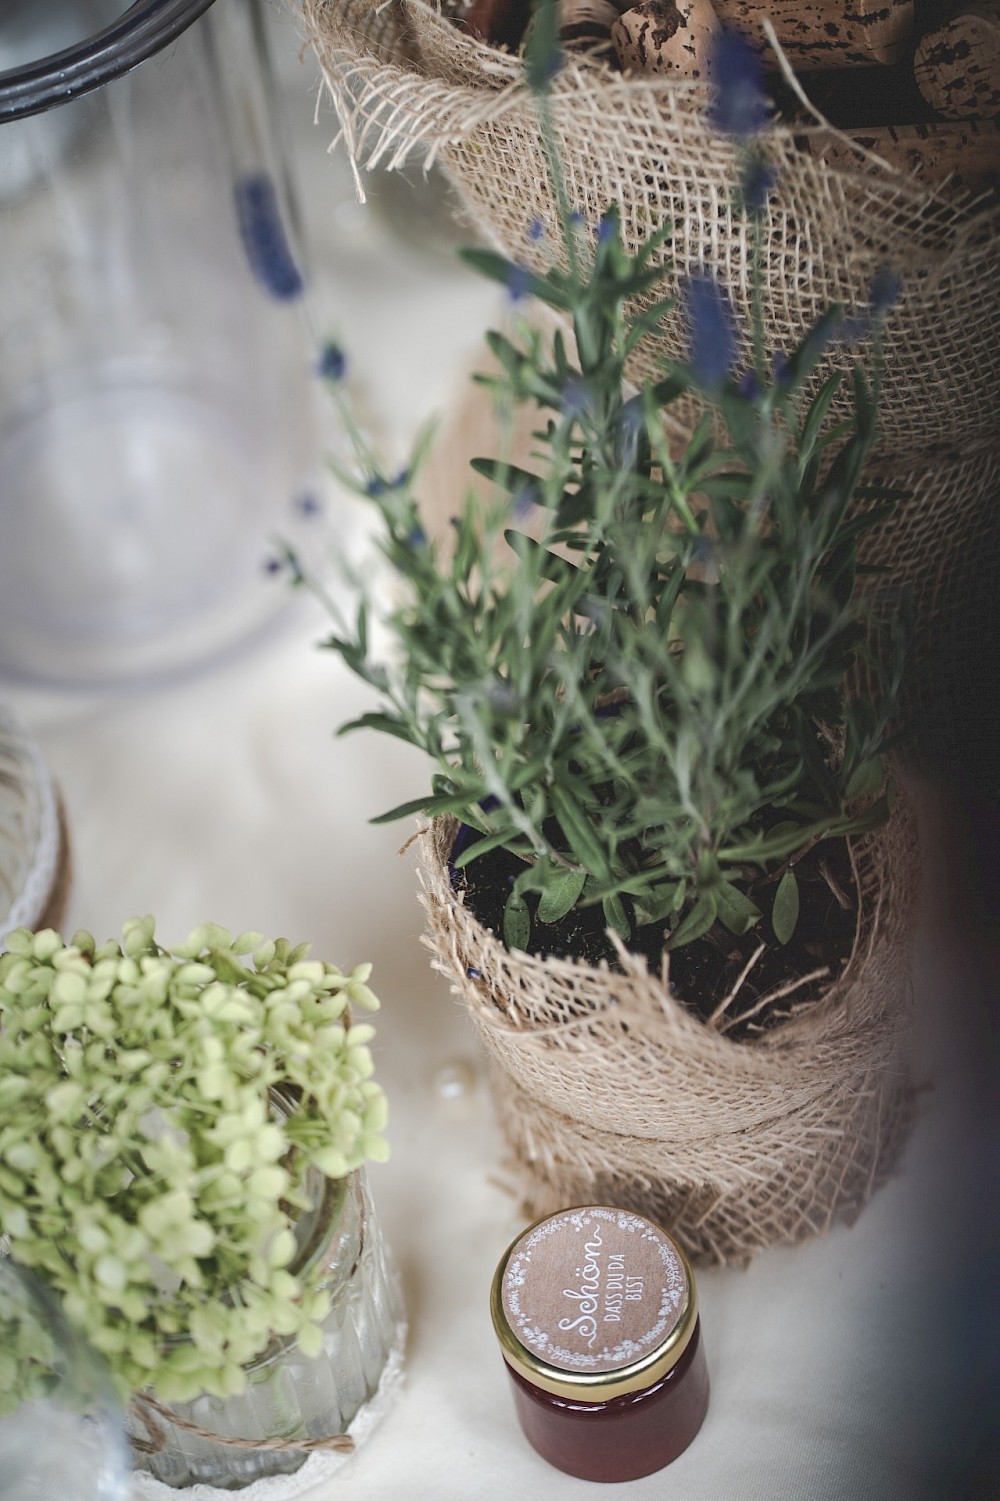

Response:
(289, 25), (916, 1263)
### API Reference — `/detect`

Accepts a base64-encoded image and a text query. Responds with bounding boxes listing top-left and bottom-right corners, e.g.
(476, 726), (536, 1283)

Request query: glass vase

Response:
(0, 0), (319, 686)
(129, 1171), (402, 1491)
(0, 1260), (130, 1501)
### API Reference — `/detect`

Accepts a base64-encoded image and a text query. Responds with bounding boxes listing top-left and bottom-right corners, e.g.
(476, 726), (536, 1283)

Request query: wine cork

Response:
(611, 0), (719, 77)
(806, 117), (1000, 196)
(914, 3), (1000, 120)
(713, 0), (913, 68)
(561, 0), (623, 53)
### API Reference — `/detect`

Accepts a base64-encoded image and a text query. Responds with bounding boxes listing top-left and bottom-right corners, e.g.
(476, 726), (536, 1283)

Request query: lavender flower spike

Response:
(685, 271), (738, 390)
(708, 31), (770, 139)
(506, 262), (533, 304)
(318, 342), (347, 381)
(869, 266), (902, 315)
(235, 172), (304, 301)
(740, 155), (777, 217)
(597, 212), (617, 246)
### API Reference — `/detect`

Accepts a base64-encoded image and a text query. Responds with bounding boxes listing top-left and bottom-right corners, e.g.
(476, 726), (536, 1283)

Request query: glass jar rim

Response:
(0, 0), (218, 122)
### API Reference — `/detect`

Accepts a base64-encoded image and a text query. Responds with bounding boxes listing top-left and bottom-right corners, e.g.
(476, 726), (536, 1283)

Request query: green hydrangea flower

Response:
(0, 920), (388, 1405)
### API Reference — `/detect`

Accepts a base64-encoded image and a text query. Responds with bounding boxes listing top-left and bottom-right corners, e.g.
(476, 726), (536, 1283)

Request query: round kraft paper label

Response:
(501, 1206), (689, 1374)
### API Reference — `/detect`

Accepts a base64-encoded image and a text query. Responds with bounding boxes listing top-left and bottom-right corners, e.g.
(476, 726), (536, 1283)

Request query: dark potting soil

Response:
(452, 834), (858, 1042)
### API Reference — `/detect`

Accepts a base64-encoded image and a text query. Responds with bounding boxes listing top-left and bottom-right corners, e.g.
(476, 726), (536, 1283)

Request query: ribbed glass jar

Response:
(130, 1170), (401, 1490)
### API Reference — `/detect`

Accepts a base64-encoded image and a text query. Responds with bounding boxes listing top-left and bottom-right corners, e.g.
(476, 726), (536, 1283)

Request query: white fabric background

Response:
(6, 7), (997, 1498)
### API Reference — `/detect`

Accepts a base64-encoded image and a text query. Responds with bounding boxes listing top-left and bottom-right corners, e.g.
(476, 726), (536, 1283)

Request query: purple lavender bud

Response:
(264, 549), (303, 583)
(561, 376), (593, 417)
(527, 218), (545, 242)
(869, 266), (902, 315)
(318, 342), (347, 381)
(235, 173), (304, 301)
(597, 212), (617, 246)
(708, 31), (770, 139)
(294, 491), (322, 518)
(512, 482), (536, 520)
(506, 263), (532, 304)
(740, 155), (777, 216)
(835, 313), (871, 347)
(684, 271), (738, 390)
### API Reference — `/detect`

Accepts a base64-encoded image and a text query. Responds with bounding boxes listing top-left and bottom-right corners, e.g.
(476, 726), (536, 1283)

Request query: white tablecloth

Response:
(5, 10), (996, 1498)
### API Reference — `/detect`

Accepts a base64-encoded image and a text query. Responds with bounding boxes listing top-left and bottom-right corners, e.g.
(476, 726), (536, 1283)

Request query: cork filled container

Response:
(490, 1206), (710, 1482)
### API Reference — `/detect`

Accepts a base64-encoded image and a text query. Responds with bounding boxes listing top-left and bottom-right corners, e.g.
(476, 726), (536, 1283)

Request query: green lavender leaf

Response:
(537, 868), (587, 923)
(503, 892), (531, 951)
(772, 870), (800, 945)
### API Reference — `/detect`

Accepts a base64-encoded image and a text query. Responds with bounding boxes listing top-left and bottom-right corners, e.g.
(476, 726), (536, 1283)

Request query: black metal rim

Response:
(0, 0), (219, 121)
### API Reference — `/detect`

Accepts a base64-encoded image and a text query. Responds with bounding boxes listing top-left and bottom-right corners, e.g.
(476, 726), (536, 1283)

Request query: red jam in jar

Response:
(490, 1205), (709, 1482)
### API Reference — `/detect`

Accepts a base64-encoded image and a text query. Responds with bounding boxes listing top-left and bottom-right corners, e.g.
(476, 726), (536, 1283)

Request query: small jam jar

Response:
(490, 1205), (709, 1482)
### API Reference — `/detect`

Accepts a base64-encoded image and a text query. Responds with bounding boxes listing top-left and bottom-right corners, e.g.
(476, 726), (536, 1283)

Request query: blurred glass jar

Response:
(0, 700), (65, 933)
(0, 1259), (130, 1501)
(129, 1169), (404, 1491)
(0, 0), (319, 687)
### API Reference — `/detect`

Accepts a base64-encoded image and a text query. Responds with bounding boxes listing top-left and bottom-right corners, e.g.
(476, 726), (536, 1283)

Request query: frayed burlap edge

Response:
(417, 794), (918, 1265)
(302, 0), (1000, 457)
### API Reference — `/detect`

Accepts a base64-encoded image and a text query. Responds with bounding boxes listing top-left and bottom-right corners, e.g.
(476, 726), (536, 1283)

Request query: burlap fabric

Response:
(304, 0), (1000, 786)
(419, 801), (917, 1266)
(303, 0), (999, 450)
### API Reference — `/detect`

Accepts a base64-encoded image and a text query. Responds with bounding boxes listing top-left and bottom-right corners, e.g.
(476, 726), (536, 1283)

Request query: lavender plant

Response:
(0, 919), (387, 1405)
(296, 17), (906, 958)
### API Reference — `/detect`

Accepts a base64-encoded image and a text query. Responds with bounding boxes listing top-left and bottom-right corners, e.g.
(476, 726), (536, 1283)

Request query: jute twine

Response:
(418, 794), (918, 1266)
(128, 1393), (354, 1457)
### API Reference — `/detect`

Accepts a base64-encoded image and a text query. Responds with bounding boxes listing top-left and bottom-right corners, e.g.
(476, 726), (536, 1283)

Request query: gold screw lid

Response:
(490, 1205), (698, 1403)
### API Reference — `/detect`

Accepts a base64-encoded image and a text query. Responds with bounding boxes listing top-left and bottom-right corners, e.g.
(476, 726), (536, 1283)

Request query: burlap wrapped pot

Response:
(419, 798), (918, 1266)
(304, 0), (999, 458)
